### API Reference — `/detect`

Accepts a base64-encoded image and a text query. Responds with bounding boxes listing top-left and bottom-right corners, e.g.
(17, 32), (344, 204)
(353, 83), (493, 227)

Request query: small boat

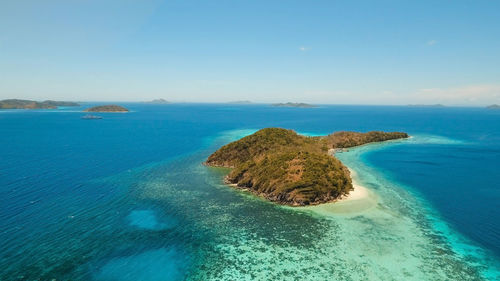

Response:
(81, 114), (102, 119)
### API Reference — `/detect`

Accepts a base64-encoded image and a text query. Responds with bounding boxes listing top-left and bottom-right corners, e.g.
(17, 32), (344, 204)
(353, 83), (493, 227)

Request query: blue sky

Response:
(1, 0), (499, 105)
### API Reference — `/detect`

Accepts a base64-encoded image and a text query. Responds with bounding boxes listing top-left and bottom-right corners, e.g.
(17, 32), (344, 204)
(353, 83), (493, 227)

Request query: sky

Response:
(1, 0), (499, 105)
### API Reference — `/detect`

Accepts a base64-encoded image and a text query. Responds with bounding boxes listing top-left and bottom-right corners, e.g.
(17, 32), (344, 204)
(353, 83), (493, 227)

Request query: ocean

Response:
(0, 103), (499, 280)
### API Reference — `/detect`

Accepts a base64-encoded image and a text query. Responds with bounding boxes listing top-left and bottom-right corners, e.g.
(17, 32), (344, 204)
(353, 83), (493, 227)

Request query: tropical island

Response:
(148, 99), (170, 104)
(407, 104), (445, 108)
(228, 100), (253, 104)
(0, 99), (79, 109)
(205, 128), (408, 206)
(83, 105), (129, 112)
(486, 104), (500, 109)
(272, 102), (317, 108)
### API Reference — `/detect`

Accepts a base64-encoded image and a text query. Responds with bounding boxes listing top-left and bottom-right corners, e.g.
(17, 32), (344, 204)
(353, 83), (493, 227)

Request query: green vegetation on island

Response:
(486, 104), (500, 109)
(324, 131), (409, 148)
(272, 102), (317, 108)
(0, 99), (79, 109)
(205, 128), (408, 206)
(83, 105), (129, 112)
(41, 100), (80, 107)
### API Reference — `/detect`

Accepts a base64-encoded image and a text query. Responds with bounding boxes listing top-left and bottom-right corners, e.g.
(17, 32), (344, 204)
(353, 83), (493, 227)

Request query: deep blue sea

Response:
(0, 103), (499, 280)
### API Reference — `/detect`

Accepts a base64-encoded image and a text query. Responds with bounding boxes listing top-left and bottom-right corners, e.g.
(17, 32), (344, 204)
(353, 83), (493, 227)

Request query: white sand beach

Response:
(302, 168), (379, 215)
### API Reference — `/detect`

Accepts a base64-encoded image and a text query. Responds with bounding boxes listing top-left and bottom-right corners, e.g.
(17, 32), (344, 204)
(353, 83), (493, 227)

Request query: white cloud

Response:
(427, 40), (437, 46)
(299, 46), (310, 51)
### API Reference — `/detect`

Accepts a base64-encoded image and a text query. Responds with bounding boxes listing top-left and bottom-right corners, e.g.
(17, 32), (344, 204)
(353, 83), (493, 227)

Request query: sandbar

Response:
(301, 168), (379, 215)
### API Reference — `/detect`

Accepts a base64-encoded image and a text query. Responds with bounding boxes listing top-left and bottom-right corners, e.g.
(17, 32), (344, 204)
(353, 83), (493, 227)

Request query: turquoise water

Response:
(0, 104), (499, 280)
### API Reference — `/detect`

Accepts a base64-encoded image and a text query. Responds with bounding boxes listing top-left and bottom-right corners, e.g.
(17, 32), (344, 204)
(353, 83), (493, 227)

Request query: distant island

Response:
(228, 100), (252, 104)
(42, 100), (80, 107)
(272, 102), (317, 108)
(407, 104), (445, 107)
(148, 99), (170, 104)
(486, 104), (500, 109)
(0, 99), (79, 109)
(205, 128), (408, 206)
(83, 105), (129, 112)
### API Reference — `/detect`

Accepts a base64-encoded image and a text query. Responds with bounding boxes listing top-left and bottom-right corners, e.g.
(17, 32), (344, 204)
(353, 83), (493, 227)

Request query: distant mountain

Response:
(228, 100), (252, 104)
(486, 104), (500, 109)
(0, 99), (79, 109)
(272, 102), (317, 108)
(148, 99), (170, 104)
(407, 104), (445, 107)
(84, 105), (129, 112)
